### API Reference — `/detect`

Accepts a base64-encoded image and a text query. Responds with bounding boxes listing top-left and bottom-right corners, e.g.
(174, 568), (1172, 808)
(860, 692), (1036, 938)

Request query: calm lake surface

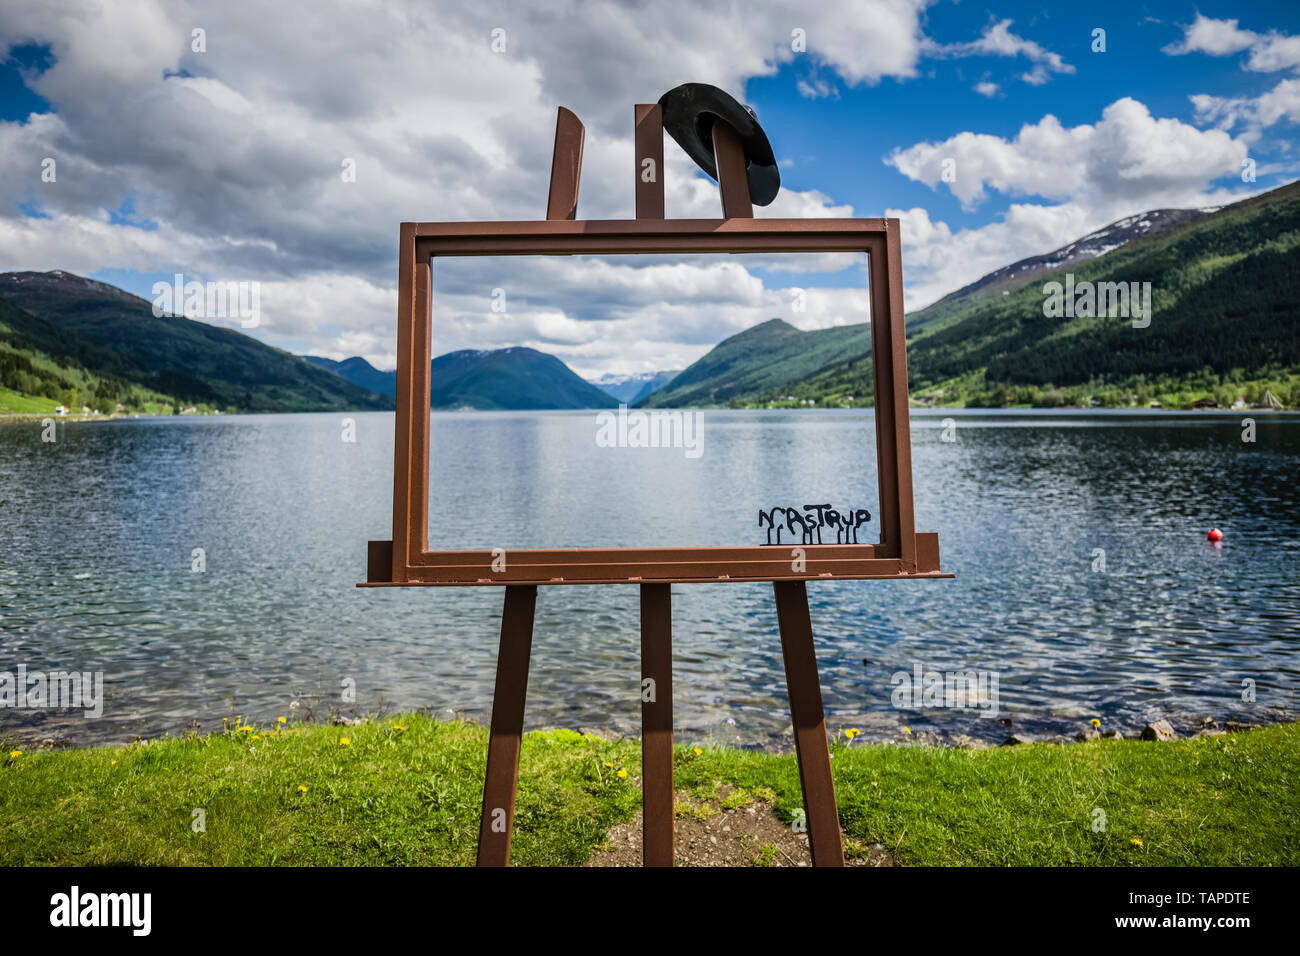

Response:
(1, 409), (1297, 748)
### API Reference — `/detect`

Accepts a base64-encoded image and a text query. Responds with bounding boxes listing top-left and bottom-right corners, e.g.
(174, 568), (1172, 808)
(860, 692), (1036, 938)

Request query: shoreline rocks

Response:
(1140, 719), (1177, 742)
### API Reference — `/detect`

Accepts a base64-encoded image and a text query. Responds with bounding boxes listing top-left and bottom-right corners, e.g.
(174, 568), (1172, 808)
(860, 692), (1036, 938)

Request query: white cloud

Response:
(974, 80), (1000, 98)
(796, 76), (838, 99)
(1164, 14), (1257, 57)
(924, 18), (1074, 85)
(1246, 32), (1300, 73)
(1171, 18), (1300, 141)
(1164, 15), (1300, 73)
(1192, 78), (1300, 141)
(886, 97), (1246, 209)
(884, 98), (1257, 311)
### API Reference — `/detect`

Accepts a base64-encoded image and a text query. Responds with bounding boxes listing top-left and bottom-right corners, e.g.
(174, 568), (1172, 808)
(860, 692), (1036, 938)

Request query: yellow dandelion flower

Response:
(1090, 718), (1101, 728)
(252, 735), (261, 740)
(693, 747), (703, 756)
(298, 785), (308, 794)
(605, 762), (614, 768)
(339, 737), (350, 746)
(277, 717), (287, 724)
(844, 728), (861, 739)
(902, 727), (911, 734)
(9, 750), (23, 759)
(617, 768), (628, 779)
(1131, 838), (1143, 847)
(111, 760), (118, 766)
(393, 724), (406, 732)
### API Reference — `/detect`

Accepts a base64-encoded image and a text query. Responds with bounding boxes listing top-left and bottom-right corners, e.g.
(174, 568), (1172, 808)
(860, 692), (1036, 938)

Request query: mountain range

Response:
(304, 348), (617, 410)
(643, 180), (1300, 409)
(2, 179), (1295, 415)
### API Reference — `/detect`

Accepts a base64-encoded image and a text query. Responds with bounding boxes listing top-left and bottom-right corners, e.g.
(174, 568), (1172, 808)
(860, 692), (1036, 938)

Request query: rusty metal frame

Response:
(360, 103), (947, 869)
(361, 217), (942, 588)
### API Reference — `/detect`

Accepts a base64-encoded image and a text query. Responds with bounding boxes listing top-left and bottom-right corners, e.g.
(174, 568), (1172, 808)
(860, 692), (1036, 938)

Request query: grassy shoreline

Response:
(2, 714), (1295, 866)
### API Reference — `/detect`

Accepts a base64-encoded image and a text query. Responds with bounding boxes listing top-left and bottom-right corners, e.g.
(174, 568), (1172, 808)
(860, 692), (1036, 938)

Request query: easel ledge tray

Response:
(359, 536), (951, 587)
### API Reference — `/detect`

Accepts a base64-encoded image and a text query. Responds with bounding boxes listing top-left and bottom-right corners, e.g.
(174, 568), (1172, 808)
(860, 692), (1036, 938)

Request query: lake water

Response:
(1, 409), (1297, 748)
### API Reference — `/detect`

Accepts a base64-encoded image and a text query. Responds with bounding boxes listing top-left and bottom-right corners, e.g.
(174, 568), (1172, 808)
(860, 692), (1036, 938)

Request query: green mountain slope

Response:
(801, 179), (1300, 407)
(639, 319), (870, 408)
(427, 348), (618, 410)
(0, 295), (174, 413)
(0, 271), (390, 412)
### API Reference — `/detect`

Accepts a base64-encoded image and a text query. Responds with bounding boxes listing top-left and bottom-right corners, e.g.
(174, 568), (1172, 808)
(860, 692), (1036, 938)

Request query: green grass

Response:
(2, 716), (1295, 866)
(0, 385), (57, 415)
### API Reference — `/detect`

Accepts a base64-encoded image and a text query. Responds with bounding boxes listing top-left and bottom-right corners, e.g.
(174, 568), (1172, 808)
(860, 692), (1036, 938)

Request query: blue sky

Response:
(0, 1), (1296, 375)
(753, 3), (1298, 227)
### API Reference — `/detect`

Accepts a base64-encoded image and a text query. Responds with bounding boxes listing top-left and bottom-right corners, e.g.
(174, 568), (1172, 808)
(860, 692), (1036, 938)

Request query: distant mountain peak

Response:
(1, 269), (143, 305)
(306, 345), (616, 410)
(588, 368), (683, 405)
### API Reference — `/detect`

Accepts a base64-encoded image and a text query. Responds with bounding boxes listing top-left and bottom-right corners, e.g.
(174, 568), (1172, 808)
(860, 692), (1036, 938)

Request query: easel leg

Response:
(476, 584), (537, 867)
(773, 580), (845, 867)
(640, 583), (674, 867)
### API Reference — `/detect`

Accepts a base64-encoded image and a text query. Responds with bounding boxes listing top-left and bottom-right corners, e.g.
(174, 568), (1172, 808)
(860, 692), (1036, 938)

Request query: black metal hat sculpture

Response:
(658, 83), (780, 206)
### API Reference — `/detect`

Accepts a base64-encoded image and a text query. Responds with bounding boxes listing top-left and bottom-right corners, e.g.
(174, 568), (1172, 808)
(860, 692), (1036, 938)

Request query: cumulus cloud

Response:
(885, 98), (1247, 209)
(1164, 14), (1300, 72)
(883, 98), (1255, 310)
(1192, 78), (1300, 137)
(1163, 14), (1258, 58)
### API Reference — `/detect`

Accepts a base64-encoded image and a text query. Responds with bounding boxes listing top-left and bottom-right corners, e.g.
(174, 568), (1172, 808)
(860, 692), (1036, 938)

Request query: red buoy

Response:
(1207, 528), (1224, 541)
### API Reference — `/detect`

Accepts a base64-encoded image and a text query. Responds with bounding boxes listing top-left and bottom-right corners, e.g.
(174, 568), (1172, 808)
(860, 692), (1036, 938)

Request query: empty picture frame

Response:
(363, 216), (945, 587)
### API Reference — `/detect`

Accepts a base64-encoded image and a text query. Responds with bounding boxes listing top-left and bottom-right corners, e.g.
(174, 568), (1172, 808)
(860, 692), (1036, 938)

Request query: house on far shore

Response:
(1193, 396), (1219, 410)
(1231, 395), (1248, 409)
(1149, 400), (1162, 408)
(54, 405), (67, 416)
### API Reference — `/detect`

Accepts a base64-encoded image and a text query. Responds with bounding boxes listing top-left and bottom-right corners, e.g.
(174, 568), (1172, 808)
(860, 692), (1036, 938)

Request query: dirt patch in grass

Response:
(583, 784), (893, 867)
